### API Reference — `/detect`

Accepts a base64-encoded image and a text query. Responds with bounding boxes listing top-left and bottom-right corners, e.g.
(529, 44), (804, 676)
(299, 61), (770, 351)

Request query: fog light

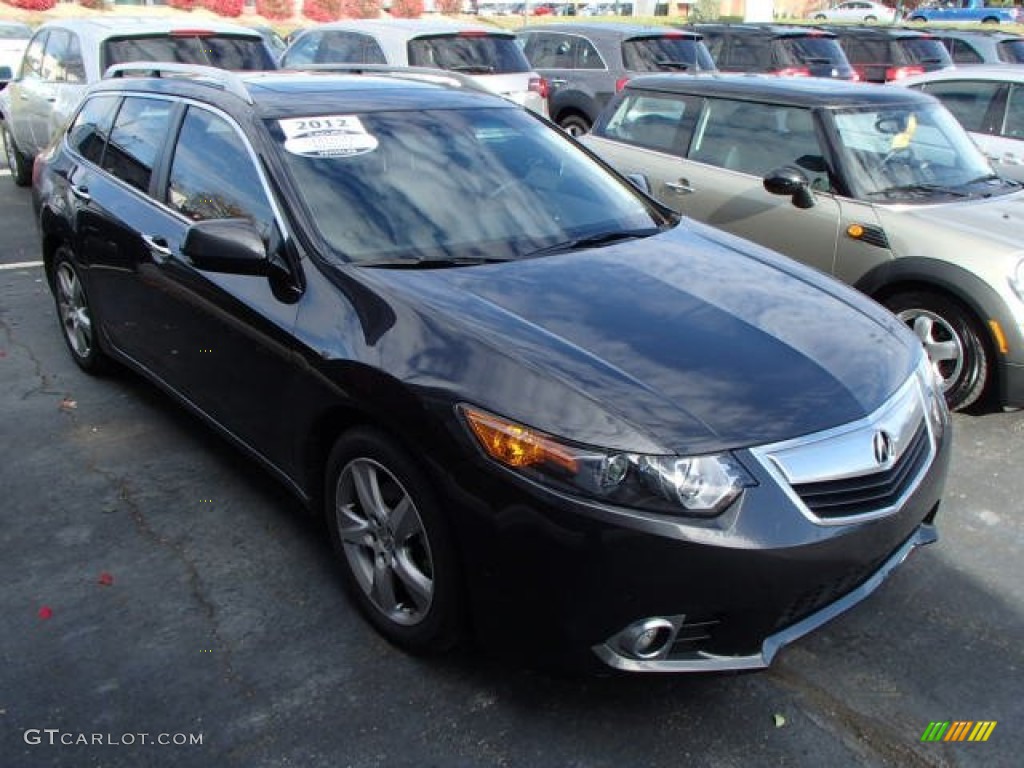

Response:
(619, 618), (676, 660)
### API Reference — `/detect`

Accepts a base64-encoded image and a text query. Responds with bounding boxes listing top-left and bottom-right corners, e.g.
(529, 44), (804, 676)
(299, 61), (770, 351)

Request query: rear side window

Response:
(102, 34), (274, 72)
(621, 36), (715, 73)
(522, 32), (575, 68)
(102, 97), (174, 193)
(997, 39), (1024, 64)
(314, 31), (387, 65)
(917, 80), (1002, 133)
(600, 92), (700, 154)
(946, 39), (983, 65)
(68, 94), (120, 165)
(407, 34), (529, 74)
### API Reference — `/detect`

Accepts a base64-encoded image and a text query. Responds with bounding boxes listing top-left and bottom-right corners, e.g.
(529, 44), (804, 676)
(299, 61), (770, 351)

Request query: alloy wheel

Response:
(897, 307), (963, 394)
(56, 261), (93, 359)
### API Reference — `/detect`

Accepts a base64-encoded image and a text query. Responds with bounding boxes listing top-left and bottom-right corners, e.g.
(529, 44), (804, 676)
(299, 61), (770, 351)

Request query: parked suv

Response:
(280, 19), (548, 116)
(922, 28), (1024, 65)
(819, 25), (953, 82)
(583, 75), (1024, 411)
(689, 24), (856, 80)
(33, 64), (948, 672)
(518, 23), (714, 135)
(0, 17), (275, 186)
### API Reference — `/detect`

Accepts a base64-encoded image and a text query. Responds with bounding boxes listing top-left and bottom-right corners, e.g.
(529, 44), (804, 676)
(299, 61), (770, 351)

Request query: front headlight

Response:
(460, 405), (755, 517)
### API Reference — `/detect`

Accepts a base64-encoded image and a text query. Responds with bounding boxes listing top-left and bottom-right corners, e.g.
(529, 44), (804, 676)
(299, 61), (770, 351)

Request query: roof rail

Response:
(103, 62), (253, 104)
(293, 64), (492, 97)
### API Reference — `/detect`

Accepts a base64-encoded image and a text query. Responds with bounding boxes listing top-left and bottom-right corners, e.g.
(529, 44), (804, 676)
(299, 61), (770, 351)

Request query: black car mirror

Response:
(625, 173), (651, 194)
(182, 219), (268, 276)
(763, 166), (816, 210)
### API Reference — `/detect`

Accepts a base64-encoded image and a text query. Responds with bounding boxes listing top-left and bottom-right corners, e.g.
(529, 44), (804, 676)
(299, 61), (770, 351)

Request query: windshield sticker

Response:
(278, 115), (378, 158)
(890, 113), (918, 151)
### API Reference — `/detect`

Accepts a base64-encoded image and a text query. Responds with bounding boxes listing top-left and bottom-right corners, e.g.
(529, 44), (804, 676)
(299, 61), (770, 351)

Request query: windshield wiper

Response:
(449, 65), (495, 74)
(655, 59), (690, 71)
(866, 183), (969, 199)
(356, 256), (511, 269)
(525, 228), (661, 258)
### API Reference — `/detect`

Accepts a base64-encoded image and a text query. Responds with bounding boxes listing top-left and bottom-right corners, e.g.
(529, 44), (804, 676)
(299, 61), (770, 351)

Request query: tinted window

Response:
(897, 38), (951, 67)
(102, 35), (273, 72)
(68, 95), (120, 165)
(21, 31), (47, 79)
(102, 97), (174, 193)
(621, 37), (715, 73)
(407, 34), (529, 74)
(997, 39), (1024, 64)
(281, 31), (321, 67)
(780, 36), (849, 68)
(314, 31), (387, 65)
(41, 29), (85, 83)
(523, 33), (575, 69)
(600, 92), (699, 154)
(1002, 84), (1024, 139)
(167, 107), (275, 238)
(576, 37), (604, 70)
(919, 80), (1002, 133)
(947, 39), (983, 65)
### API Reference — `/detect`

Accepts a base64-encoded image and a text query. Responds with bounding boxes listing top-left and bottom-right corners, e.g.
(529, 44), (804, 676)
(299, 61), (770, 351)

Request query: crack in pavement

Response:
(0, 315), (64, 401)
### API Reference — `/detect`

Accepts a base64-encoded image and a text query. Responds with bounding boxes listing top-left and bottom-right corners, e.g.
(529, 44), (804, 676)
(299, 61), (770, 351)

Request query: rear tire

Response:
(2, 122), (32, 187)
(52, 246), (112, 375)
(325, 428), (462, 654)
(559, 113), (592, 138)
(884, 290), (990, 412)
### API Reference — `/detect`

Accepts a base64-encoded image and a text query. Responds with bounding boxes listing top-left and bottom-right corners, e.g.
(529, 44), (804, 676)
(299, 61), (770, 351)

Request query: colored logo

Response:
(921, 721), (997, 742)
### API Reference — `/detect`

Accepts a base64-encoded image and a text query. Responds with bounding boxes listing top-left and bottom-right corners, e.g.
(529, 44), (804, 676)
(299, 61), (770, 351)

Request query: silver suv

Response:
(0, 17), (274, 186)
(280, 19), (549, 118)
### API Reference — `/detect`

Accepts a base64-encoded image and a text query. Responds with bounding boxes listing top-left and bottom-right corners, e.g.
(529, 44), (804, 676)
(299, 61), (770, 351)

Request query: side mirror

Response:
(625, 172), (651, 194)
(0, 65), (12, 82)
(763, 165), (816, 210)
(182, 219), (268, 275)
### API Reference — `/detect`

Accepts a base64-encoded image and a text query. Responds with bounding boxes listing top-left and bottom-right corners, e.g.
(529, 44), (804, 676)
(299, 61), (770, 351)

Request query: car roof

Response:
(898, 63), (1024, 86)
(624, 73), (934, 108)
(37, 16), (263, 38)
(922, 28), (1023, 42)
(304, 19), (515, 40)
(520, 23), (703, 40)
(816, 24), (937, 39)
(691, 23), (837, 38)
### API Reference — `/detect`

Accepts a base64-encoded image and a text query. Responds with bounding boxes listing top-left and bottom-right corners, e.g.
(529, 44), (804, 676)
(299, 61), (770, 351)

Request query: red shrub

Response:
(339, 0), (381, 18)
(435, 0), (462, 12)
(390, 0), (423, 17)
(9, 0), (57, 10)
(204, 0), (245, 16)
(257, 0), (293, 19)
(78, 0), (105, 9)
(303, 0), (343, 21)
(167, 0), (196, 9)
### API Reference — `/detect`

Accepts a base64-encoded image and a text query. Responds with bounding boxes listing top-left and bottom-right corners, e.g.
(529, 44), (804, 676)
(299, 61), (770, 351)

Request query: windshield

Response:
(831, 102), (1000, 200)
(407, 34), (529, 74)
(621, 37), (716, 73)
(269, 107), (668, 263)
(103, 35), (274, 71)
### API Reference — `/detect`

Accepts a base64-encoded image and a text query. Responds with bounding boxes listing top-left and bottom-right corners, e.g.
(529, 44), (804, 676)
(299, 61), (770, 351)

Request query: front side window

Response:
(40, 29), (85, 83)
(20, 31), (47, 80)
(407, 34), (529, 74)
(621, 36), (715, 73)
(917, 80), (1002, 133)
(831, 103), (996, 199)
(68, 94), (121, 165)
(600, 92), (698, 154)
(522, 33), (574, 69)
(948, 39), (983, 65)
(102, 97), (174, 193)
(271, 107), (668, 263)
(166, 107), (275, 239)
(280, 31), (321, 67)
(575, 38), (604, 70)
(102, 34), (274, 72)
(997, 39), (1024, 64)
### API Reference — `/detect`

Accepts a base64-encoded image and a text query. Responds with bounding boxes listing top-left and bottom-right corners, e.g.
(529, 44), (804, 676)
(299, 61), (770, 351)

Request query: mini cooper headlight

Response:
(460, 405), (755, 517)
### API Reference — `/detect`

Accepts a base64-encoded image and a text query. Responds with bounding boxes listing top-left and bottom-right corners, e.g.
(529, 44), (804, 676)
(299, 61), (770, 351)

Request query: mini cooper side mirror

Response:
(763, 166), (816, 210)
(182, 219), (269, 276)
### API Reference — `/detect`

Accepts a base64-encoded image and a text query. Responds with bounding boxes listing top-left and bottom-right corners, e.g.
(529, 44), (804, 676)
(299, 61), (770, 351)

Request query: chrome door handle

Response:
(665, 180), (695, 195)
(549, 78), (568, 86)
(142, 234), (172, 263)
(70, 185), (90, 202)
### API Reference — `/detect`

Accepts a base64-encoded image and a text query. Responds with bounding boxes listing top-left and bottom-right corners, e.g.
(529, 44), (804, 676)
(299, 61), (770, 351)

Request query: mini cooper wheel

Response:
(2, 123), (32, 187)
(559, 114), (591, 138)
(885, 290), (990, 411)
(325, 428), (461, 654)
(53, 246), (110, 374)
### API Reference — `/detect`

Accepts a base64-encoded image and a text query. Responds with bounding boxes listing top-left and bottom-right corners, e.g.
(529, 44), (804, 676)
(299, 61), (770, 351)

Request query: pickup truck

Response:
(907, 0), (1023, 24)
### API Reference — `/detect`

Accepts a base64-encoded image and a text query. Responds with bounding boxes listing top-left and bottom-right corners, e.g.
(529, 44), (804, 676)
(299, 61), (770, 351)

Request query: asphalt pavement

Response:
(1, 159), (1021, 768)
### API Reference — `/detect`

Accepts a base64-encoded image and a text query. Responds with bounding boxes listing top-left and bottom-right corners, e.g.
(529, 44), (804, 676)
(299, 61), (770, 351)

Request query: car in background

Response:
(923, 28), (1024, 65)
(809, 1), (899, 23)
(0, 21), (32, 90)
(689, 24), (856, 80)
(898, 65), (1024, 182)
(0, 17), (275, 187)
(34, 64), (949, 674)
(583, 75), (1024, 412)
(279, 19), (548, 117)
(820, 25), (953, 82)
(518, 23), (714, 135)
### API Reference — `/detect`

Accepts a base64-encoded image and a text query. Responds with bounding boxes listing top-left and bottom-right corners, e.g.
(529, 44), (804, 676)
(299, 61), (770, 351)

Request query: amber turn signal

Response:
(462, 407), (578, 473)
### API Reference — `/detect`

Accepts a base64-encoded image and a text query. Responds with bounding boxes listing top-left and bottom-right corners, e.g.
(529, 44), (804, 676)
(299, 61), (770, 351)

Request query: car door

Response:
(7, 29), (48, 156)
(38, 29), (87, 152)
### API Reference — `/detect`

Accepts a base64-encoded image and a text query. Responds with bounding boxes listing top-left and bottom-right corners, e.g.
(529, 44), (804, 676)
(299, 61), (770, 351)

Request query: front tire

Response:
(2, 122), (32, 187)
(884, 290), (990, 411)
(52, 246), (111, 374)
(325, 428), (462, 654)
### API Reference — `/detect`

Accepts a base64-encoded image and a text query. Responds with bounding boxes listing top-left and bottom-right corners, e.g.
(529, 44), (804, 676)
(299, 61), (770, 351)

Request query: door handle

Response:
(665, 180), (695, 195)
(142, 234), (172, 263)
(70, 185), (90, 202)
(548, 78), (568, 86)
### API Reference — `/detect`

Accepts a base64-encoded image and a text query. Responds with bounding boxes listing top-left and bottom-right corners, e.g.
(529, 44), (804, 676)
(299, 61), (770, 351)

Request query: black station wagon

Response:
(33, 64), (949, 672)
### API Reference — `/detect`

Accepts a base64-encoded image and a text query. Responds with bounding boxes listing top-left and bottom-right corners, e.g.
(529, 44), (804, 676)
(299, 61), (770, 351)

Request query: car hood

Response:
(879, 189), (1024, 253)
(360, 222), (919, 455)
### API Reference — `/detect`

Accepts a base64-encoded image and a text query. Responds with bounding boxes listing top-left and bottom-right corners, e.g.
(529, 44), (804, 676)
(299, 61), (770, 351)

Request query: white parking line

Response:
(0, 168), (10, 177)
(0, 261), (44, 270)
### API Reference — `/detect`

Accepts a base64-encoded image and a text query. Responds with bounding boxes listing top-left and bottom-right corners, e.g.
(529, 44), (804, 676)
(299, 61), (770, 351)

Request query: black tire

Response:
(884, 290), (990, 412)
(325, 428), (462, 654)
(864, 14), (877, 22)
(2, 122), (32, 187)
(981, 16), (1000, 24)
(52, 245), (111, 374)
(909, 15), (926, 22)
(559, 113), (591, 138)
(814, 14), (827, 20)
